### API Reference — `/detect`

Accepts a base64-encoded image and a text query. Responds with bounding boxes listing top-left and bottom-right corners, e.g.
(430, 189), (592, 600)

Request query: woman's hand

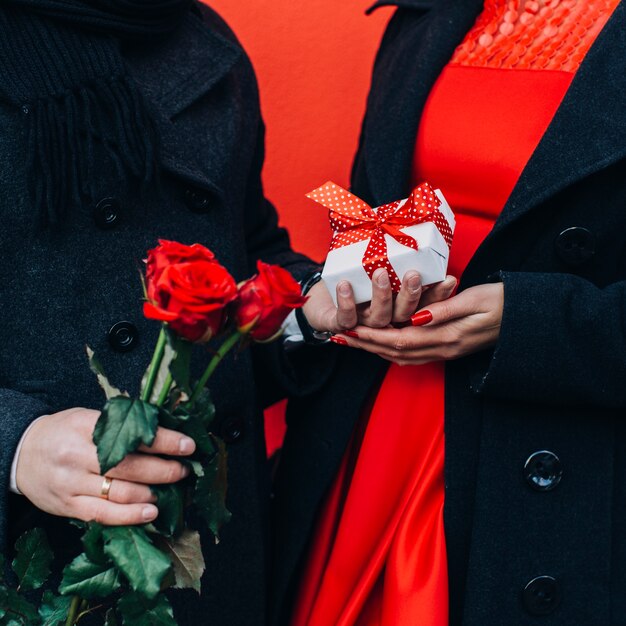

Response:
(332, 283), (504, 366)
(16, 407), (196, 525)
(302, 269), (458, 333)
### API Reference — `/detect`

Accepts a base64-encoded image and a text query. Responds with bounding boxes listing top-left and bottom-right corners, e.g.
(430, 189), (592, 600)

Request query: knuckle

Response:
(439, 302), (453, 320)
(441, 335), (461, 359)
(55, 441), (77, 467)
(394, 337), (409, 352)
(370, 315), (391, 329)
(90, 502), (107, 525)
(165, 462), (184, 483)
(112, 481), (131, 503)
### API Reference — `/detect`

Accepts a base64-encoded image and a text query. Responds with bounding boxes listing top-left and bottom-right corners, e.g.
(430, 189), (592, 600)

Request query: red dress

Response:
(292, 2), (619, 624)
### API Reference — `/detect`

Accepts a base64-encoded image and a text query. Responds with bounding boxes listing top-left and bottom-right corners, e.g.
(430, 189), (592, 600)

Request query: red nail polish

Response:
(330, 336), (349, 346)
(411, 310), (433, 326)
(343, 329), (359, 339)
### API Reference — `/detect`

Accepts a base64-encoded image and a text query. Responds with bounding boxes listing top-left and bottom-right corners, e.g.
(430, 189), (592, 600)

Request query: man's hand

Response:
(302, 269), (457, 333)
(16, 407), (196, 525)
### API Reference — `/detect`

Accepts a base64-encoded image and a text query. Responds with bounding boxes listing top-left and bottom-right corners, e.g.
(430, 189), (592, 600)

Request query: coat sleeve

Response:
(0, 389), (49, 548)
(471, 271), (626, 409)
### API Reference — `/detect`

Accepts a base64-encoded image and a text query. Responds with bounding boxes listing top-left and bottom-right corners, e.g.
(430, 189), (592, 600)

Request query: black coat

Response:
(0, 3), (317, 624)
(271, 1), (626, 624)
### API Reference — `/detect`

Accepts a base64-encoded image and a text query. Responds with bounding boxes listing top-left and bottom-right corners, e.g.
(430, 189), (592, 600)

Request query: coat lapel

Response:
(127, 10), (242, 197)
(490, 0), (626, 237)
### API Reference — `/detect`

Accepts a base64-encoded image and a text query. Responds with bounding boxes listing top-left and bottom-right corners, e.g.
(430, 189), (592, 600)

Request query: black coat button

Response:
(523, 576), (561, 615)
(220, 417), (244, 443)
(108, 321), (138, 353)
(184, 188), (211, 213)
(524, 450), (563, 491)
(94, 198), (121, 230)
(555, 227), (595, 266)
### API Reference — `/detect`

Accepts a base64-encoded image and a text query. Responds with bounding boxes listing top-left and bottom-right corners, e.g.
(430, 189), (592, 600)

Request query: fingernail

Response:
(375, 270), (390, 288)
(411, 310), (433, 326)
(408, 275), (421, 295)
(338, 281), (351, 297)
(343, 329), (359, 339)
(179, 437), (194, 454)
(181, 465), (190, 478)
(330, 336), (349, 346)
(143, 505), (157, 521)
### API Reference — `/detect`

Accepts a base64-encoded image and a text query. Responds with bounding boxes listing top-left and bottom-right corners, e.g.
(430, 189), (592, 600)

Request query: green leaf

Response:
(38, 591), (72, 626)
(59, 554), (121, 599)
(11, 528), (53, 591)
(150, 485), (184, 538)
(155, 530), (204, 594)
(81, 524), (107, 566)
(156, 407), (188, 432)
(102, 527), (171, 600)
(193, 438), (232, 540)
(86, 346), (128, 400)
(188, 388), (216, 428)
(104, 608), (119, 626)
(167, 333), (192, 394)
(117, 592), (176, 626)
(177, 417), (217, 458)
(185, 460), (204, 478)
(93, 398), (159, 474)
(0, 587), (39, 625)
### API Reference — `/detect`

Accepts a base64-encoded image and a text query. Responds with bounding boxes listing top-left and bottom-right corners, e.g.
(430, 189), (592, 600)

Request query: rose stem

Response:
(65, 596), (81, 626)
(188, 331), (242, 406)
(156, 372), (173, 407)
(141, 326), (167, 402)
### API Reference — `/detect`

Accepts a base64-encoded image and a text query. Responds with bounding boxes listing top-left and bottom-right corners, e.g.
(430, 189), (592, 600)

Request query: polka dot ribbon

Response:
(307, 181), (453, 292)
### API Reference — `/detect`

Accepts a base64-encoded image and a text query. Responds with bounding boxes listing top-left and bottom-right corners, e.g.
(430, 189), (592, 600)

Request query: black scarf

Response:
(0, 0), (193, 226)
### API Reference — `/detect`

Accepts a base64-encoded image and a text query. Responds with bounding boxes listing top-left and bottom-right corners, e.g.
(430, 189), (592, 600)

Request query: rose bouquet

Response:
(0, 240), (306, 625)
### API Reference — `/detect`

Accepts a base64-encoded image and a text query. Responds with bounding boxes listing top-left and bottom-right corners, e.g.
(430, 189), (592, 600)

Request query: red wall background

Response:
(205, 0), (392, 454)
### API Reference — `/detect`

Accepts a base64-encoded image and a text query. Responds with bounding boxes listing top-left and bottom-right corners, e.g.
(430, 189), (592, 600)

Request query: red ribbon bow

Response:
(307, 181), (453, 292)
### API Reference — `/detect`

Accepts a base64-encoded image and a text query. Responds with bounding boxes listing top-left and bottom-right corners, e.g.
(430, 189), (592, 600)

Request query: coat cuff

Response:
(0, 389), (50, 548)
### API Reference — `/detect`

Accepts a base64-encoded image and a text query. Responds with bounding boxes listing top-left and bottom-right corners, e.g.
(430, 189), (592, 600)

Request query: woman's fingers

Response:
(332, 284), (505, 365)
(70, 496), (158, 526)
(419, 275), (457, 308)
(410, 282), (488, 327)
(392, 271), (423, 323)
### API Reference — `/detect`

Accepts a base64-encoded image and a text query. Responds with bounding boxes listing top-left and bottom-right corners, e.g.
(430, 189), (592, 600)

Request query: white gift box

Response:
(322, 189), (455, 305)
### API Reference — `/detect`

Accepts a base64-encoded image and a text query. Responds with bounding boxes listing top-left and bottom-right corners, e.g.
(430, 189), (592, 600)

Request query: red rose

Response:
(145, 239), (216, 285)
(235, 261), (307, 341)
(143, 242), (237, 343)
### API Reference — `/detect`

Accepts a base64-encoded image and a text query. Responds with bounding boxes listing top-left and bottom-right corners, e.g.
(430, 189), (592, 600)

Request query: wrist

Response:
(296, 272), (332, 344)
(11, 415), (47, 495)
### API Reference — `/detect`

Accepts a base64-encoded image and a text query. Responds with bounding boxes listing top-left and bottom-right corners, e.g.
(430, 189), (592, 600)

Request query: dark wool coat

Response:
(0, 3), (318, 624)
(271, 1), (626, 624)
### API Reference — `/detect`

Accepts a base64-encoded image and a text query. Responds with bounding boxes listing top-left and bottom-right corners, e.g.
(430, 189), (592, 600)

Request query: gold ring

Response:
(100, 476), (113, 500)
